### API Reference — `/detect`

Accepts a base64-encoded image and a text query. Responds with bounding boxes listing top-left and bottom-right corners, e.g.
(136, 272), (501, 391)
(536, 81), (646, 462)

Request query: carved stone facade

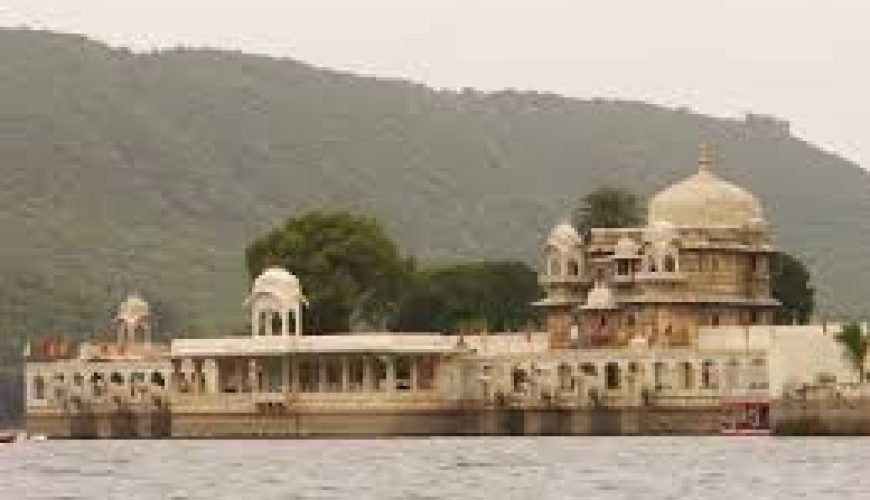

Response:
(537, 144), (780, 350)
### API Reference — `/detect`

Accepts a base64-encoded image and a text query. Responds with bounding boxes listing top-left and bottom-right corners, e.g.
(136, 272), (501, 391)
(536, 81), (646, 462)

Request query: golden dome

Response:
(648, 144), (765, 228)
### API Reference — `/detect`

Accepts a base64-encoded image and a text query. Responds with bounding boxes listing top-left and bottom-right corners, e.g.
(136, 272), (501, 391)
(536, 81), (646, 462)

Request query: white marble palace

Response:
(24, 145), (869, 437)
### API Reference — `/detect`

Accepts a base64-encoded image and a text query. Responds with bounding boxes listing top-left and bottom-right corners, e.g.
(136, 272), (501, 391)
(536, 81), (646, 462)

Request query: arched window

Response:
(134, 324), (146, 342)
(701, 360), (715, 389)
(548, 255), (562, 276)
(647, 255), (657, 273)
(271, 312), (283, 336)
(617, 260), (630, 276)
(605, 363), (621, 390)
(33, 376), (45, 400)
(664, 254), (677, 273)
(558, 363), (574, 391)
(679, 362), (694, 389)
(567, 259), (580, 276)
(258, 311), (268, 336)
(512, 367), (528, 392)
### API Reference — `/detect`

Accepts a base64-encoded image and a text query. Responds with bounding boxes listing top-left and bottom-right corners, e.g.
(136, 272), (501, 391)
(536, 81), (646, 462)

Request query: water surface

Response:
(2, 437), (868, 499)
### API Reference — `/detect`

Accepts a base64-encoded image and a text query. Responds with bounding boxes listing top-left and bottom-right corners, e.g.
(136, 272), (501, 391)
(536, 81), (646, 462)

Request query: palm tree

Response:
(834, 322), (868, 383)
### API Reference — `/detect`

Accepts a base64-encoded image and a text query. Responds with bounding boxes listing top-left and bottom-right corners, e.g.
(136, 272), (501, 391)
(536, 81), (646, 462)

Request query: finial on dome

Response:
(698, 142), (715, 173)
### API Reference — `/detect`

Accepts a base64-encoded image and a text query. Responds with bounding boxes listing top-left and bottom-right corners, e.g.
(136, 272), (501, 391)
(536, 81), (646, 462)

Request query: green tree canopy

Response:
(572, 186), (644, 236)
(834, 322), (868, 382)
(770, 251), (815, 324)
(245, 211), (410, 333)
(396, 261), (540, 333)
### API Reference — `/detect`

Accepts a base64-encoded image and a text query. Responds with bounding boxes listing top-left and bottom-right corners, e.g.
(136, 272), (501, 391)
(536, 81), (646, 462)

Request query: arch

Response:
(133, 324), (146, 343)
(579, 363), (598, 377)
(512, 366), (528, 392)
(653, 362), (667, 389)
(548, 254), (562, 276)
(567, 258), (580, 276)
(701, 360), (716, 389)
(647, 254), (658, 273)
(605, 362), (621, 390)
(663, 254), (677, 273)
(271, 311), (283, 336)
(616, 259), (630, 276)
(679, 362), (694, 389)
(557, 363), (574, 391)
(33, 375), (45, 400)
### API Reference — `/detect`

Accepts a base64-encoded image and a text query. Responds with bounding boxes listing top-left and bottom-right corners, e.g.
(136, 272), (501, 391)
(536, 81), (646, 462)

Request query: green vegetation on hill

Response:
(1, 28), (869, 355)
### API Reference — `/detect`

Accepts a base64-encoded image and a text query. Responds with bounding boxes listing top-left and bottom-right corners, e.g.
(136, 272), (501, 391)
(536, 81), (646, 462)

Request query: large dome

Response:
(648, 145), (765, 228)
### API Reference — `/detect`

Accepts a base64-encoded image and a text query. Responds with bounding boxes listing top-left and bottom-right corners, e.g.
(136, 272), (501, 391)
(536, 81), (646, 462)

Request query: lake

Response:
(2, 437), (869, 499)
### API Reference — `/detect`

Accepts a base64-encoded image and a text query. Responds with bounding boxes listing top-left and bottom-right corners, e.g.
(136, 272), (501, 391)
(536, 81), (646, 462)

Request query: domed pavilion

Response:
(537, 144), (780, 349)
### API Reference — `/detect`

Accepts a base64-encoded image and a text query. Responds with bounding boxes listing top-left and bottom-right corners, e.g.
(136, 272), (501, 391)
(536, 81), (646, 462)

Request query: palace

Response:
(538, 143), (779, 350)
(24, 145), (869, 437)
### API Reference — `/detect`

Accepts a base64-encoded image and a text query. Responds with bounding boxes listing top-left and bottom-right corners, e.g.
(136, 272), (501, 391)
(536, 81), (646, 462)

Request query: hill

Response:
(1, 28), (869, 352)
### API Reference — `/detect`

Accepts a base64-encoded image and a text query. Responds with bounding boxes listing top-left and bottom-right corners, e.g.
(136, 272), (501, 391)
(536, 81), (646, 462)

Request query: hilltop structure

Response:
(24, 146), (869, 437)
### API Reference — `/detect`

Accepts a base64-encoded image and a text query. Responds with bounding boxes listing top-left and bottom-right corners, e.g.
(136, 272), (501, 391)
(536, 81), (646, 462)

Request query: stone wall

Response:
(27, 407), (171, 439)
(170, 407), (725, 438)
(772, 399), (870, 435)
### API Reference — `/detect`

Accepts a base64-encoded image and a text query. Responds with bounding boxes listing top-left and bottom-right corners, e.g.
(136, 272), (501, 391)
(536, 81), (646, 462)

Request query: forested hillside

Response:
(1, 28), (869, 353)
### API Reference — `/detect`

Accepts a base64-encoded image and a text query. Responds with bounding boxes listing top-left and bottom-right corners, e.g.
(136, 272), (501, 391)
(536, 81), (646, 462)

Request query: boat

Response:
(721, 396), (771, 436)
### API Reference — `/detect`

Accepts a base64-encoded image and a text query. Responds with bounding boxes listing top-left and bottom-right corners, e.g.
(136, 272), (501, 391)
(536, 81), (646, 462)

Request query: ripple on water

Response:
(2, 437), (870, 500)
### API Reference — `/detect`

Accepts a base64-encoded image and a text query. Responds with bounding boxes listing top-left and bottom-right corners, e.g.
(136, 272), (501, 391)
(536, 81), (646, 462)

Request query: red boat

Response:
(721, 397), (771, 436)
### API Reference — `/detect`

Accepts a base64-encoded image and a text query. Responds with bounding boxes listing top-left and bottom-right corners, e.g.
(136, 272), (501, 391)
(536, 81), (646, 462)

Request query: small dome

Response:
(116, 293), (150, 321)
(648, 145), (765, 228)
(253, 267), (299, 289)
(547, 221), (582, 249)
(614, 237), (639, 258)
(250, 267), (303, 303)
(582, 282), (618, 310)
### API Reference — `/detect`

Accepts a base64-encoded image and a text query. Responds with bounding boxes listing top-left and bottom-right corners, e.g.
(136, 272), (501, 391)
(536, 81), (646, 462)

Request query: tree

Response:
(396, 261), (540, 333)
(245, 211), (410, 333)
(770, 252), (815, 324)
(572, 186), (644, 236)
(835, 322), (868, 383)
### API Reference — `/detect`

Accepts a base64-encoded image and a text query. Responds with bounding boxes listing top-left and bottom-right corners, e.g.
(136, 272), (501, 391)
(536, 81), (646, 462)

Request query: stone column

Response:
(290, 356), (299, 393)
(386, 356), (397, 393)
(341, 356), (350, 392)
(251, 308), (259, 337)
(294, 306), (302, 336)
(281, 310), (289, 337)
(410, 357), (419, 392)
(362, 356), (373, 392)
(248, 358), (258, 393)
(281, 356), (290, 395)
(318, 356), (327, 393)
(203, 358), (218, 394)
(265, 311), (274, 336)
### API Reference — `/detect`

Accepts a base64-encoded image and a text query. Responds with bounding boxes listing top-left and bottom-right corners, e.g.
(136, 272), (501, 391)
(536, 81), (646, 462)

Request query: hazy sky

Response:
(2, 1), (868, 169)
